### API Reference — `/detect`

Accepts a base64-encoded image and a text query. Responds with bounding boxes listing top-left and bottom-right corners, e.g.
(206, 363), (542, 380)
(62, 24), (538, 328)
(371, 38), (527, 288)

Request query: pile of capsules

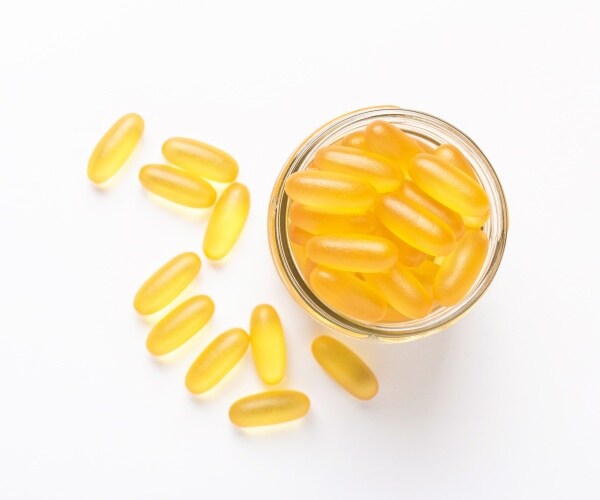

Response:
(285, 120), (491, 323)
(87, 113), (379, 429)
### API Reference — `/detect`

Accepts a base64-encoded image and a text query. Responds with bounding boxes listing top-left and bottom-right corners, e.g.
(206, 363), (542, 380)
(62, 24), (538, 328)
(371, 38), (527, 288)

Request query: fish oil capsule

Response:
(290, 242), (308, 269)
(376, 192), (456, 256)
(250, 305), (286, 385)
(162, 137), (238, 183)
(284, 170), (376, 215)
(203, 183), (250, 260)
(341, 130), (368, 149)
(306, 234), (398, 273)
(434, 230), (489, 306)
(87, 113), (144, 184)
(409, 154), (490, 217)
(374, 225), (427, 267)
(381, 307), (408, 323)
(311, 336), (378, 400)
(134, 252), (201, 315)
(288, 224), (313, 246)
(310, 267), (387, 322)
(409, 260), (440, 294)
(229, 390), (310, 427)
(289, 203), (377, 235)
(185, 328), (249, 394)
(146, 295), (214, 356)
(139, 164), (217, 208)
(365, 120), (424, 174)
(434, 144), (477, 179)
(301, 259), (317, 282)
(313, 146), (402, 193)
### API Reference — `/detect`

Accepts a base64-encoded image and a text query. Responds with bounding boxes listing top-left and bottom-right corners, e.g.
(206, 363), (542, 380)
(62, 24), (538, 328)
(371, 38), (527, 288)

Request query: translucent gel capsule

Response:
(290, 242), (308, 269)
(374, 225), (427, 267)
(284, 170), (376, 215)
(229, 390), (310, 427)
(310, 266), (387, 322)
(434, 144), (477, 179)
(250, 305), (286, 385)
(409, 260), (440, 295)
(376, 192), (456, 256)
(306, 234), (398, 273)
(288, 224), (313, 246)
(289, 202), (377, 235)
(139, 164), (217, 208)
(464, 210), (490, 229)
(409, 154), (490, 217)
(134, 252), (201, 315)
(365, 120), (424, 174)
(87, 113), (144, 184)
(415, 139), (435, 153)
(203, 183), (250, 260)
(302, 259), (317, 282)
(162, 137), (238, 183)
(341, 130), (368, 149)
(185, 328), (249, 394)
(311, 336), (378, 400)
(434, 230), (489, 306)
(313, 146), (402, 193)
(381, 307), (409, 323)
(146, 295), (214, 356)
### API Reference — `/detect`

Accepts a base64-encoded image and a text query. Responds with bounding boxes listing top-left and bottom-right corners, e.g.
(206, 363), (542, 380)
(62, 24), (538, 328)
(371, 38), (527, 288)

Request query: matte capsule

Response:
(289, 202), (377, 235)
(229, 390), (310, 427)
(185, 328), (249, 394)
(365, 120), (424, 174)
(311, 336), (378, 400)
(134, 252), (201, 315)
(203, 183), (250, 260)
(88, 113), (144, 184)
(250, 305), (286, 385)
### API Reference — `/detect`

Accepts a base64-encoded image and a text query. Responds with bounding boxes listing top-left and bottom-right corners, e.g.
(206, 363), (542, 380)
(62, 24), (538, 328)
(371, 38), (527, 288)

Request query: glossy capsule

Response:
(313, 146), (401, 193)
(409, 260), (440, 294)
(306, 234), (398, 273)
(284, 170), (376, 215)
(341, 130), (368, 149)
(87, 113), (144, 184)
(310, 266), (387, 322)
(374, 225), (427, 267)
(311, 336), (378, 400)
(289, 202), (377, 235)
(365, 120), (424, 174)
(139, 164), (217, 208)
(434, 230), (489, 306)
(185, 328), (249, 394)
(133, 252), (201, 315)
(409, 154), (490, 217)
(381, 307), (408, 323)
(434, 144), (477, 179)
(229, 390), (310, 427)
(250, 305), (286, 385)
(288, 224), (313, 246)
(162, 137), (238, 183)
(203, 183), (250, 260)
(146, 295), (214, 356)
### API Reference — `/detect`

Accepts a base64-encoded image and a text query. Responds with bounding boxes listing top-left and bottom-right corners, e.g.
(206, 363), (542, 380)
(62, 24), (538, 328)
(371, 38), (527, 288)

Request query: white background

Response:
(1, 1), (599, 498)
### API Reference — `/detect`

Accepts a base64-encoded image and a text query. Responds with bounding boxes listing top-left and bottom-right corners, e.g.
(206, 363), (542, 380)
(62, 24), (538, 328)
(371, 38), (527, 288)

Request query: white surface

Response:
(1, 1), (599, 498)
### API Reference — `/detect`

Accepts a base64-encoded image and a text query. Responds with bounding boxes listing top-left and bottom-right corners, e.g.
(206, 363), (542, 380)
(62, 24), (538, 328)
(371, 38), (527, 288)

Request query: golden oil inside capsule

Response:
(341, 130), (368, 149)
(250, 305), (286, 385)
(374, 225), (427, 268)
(434, 144), (477, 179)
(289, 203), (377, 235)
(365, 120), (424, 174)
(408, 259), (440, 295)
(311, 336), (378, 400)
(288, 224), (313, 246)
(229, 390), (310, 427)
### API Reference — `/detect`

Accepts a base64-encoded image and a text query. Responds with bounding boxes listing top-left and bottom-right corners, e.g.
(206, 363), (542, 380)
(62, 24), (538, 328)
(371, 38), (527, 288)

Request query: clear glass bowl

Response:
(268, 106), (508, 343)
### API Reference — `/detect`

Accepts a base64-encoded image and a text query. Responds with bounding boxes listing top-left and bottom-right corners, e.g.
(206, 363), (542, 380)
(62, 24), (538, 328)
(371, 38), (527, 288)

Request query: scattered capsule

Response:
(185, 328), (249, 394)
(288, 224), (313, 246)
(229, 390), (310, 427)
(146, 295), (214, 356)
(284, 170), (376, 215)
(289, 202), (377, 235)
(133, 252), (201, 315)
(365, 120), (424, 174)
(87, 113), (144, 184)
(311, 336), (378, 400)
(203, 183), (250, 260)
(374, 225), (427, 267)
(434, 144), (477, 179)
(250, 305), (286, 385)
(306, 234), (398, 273)
(162, 137), (238, 183)
(139, 164), (217, 208)
(434, 230), (489, 306)
(341, 130), (368, 149)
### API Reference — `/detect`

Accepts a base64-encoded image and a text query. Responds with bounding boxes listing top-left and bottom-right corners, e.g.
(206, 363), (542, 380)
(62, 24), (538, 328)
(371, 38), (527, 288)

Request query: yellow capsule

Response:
(380, 307), (409, 323)
(434, 143), (477, 179)
(288, 224), (313, 246)
(341, 130), (368, 149)
(365, 120), (424, 174)
(415, 139), (435, 153)
(313, 145), (402, 193)
(87, 113), (144, 184)
(250, 305), (286, 385)
(133, 252), (201, 315)
(409, 260), (440, 294)
(310, 266), (387, 322)
(464, 210), (490, 229)
(374, 225), (427, 267)
(376, 191), (456, 256)
(229, 390), (310, 427)
(434, 230), (489, 306)
(146, 295), (214, 356)
(311, 336), (378, 400)
(203, 183), (250, 260)
(365, 264), (433, 319)
(185, 328), (249, 394)
(139, 164), (217, 208)
(409, 154), (490, 217)
(284, 170), (376, 215)
(301, 259), (317, 282)
(290, 242), (308, 269)
(289, 202), (377, 235)
(306, 234), (398, 273)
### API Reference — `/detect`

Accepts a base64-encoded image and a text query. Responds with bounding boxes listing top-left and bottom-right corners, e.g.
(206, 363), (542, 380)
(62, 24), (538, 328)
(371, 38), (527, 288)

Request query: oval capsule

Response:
(250, 305), (286, 385)
(162, 137), (238, 183)
(133, 252), (201, 315)
(341, 130), (368, 149)
(203, 183), (250, 260)
(374, 225), (427, 267)
(229, 390), (310, 427)
(288, 224), (313, 246)
(311, 336), (378, 400)
(185, 328), (249, 394)
(409, 260), (440, 295)
(146, 295), (214, 356)
(139, 164), (217, 208)
(434, 143), (477, 179)
(88, 113), (144, 184)
(365, 120), (424, 174)
(289, 202), (377, 235)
